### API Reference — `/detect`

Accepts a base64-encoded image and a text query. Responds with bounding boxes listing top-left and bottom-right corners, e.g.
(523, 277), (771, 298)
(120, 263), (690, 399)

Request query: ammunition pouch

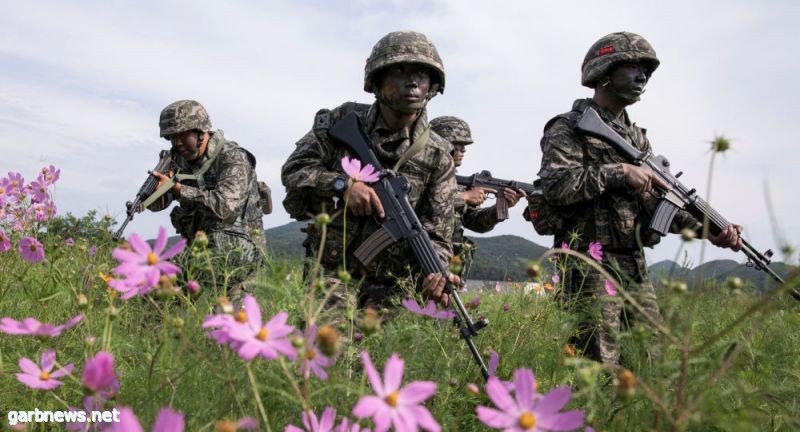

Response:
(523, 192), (564, 236)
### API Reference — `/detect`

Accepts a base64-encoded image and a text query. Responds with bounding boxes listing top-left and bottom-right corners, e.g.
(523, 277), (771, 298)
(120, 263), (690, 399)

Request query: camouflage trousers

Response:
(179, 230), (265, 303)
(562, 249), (661, 365)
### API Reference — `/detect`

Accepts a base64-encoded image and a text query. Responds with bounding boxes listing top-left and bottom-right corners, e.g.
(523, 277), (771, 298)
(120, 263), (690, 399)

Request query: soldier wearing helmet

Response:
(150, 100), (270, 300)
(537, 32), (742, 365)
(282, 31), (457, 310)
(430, 116), (525, 283)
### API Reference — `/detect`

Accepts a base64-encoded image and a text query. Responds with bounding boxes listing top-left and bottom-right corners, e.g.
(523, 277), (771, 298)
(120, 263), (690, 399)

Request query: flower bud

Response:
(85, 335), (96, 347)
(449, 256), (462, 275)
(316, 325), (340, 357)
(337, 269), (352, 284)
(106, 305), (119, 320)
(193, 230), (209, 248)
(315, 212), (331, 226)
(680, 228), (696, 241)
(711, 136), (731, 153)
(726, 276), (743, 290)
(502, 303), (510, 312)
(172, 317), (184, 329)
(217, 297), (234, 314)
(186, 280), (200, 294)
(291, 335), (305, 349)
(563, 344), (576, 357)
(359, 308), (382, 336)
(214, 420), (236, 432)
(77, 293), (89, 310)
(616, 369), (637, 399)
(466, 383), (480, 395)
(353, 332), (364, 343)
(526, 261), (542, 277)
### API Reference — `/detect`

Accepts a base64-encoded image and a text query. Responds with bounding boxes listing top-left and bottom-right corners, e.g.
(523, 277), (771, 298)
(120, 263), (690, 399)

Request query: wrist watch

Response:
(331, 175), (348, 197)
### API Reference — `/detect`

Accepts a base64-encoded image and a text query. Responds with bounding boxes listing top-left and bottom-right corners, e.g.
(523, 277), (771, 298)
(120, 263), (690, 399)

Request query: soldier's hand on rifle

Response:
(462, 187), (495, 206)
(622, 164), (668, 195)
(346, 181), (385, 218)
(503, 188), (527, 208)
(423, 272), (459, 307)
(152, 170), (181, 197)
(708, 224), (743, 252)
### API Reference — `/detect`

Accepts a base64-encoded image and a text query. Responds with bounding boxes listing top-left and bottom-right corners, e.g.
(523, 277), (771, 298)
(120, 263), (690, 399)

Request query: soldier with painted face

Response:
(150, 100), (268, 296)
(538, 32), (742, 364)
(430, 116), (525, 281)
(282, 31), (457, 308)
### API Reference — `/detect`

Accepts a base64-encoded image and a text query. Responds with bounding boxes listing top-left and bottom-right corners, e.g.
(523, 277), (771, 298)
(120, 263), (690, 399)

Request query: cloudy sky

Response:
(2, 0), (798, 267)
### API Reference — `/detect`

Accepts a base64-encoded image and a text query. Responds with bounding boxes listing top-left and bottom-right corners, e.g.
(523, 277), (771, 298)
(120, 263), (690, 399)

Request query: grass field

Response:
(1, 218), (799, 432)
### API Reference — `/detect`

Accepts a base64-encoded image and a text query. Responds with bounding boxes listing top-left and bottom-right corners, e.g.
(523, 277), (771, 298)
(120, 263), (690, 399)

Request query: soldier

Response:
(150, 100), (269, 298)
(282, 31), (457, 309)
(430, 116), (525, 283)
(537, 32), (742, 365)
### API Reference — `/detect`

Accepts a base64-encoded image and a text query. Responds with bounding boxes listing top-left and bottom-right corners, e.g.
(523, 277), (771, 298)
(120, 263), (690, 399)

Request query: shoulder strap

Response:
(393, 126), (431, 171)
(140, 138), (225, 209)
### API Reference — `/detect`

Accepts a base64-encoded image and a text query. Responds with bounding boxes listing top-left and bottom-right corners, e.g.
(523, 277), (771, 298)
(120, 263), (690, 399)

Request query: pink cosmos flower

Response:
(299, 325), (336, 380)
(65, 238), (75, 247)
(469, 296), (481, 307)
(352, 351), (440, 432)
(495, 282), (502, 293)
(19, 236), (45, 263)
(39, 165), (60, 186)
(0, 314), (84, 338)
(223, 295), (297, 361)
(89, 244), (97, 257)
(341, 156), (380, 183)
(400, 298), (455, 320)
(29, 179), (49, 203)
(7, 172), (24, 194)
(82, 351), (120, 398)
(66, 396), (110, 431)
(0, 178), (9, 205)
(560, 242), (569, 250)
(111, 227), (185, 298)
(0, 229), (10, 252)
(587, 242), (603, 262)
(335, 418), (371, 432)
(604, 280), (617, 297)
(106, 406), (184, 432)
(286, 406), (337, 432)
(552, 274), (560, 284)
(15, 349), (74, 390)
(476, 368), (584, 432)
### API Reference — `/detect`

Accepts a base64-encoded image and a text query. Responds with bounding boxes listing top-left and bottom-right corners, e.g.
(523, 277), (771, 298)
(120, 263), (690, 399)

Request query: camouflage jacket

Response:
(148, 130), (264, 245)
(538, 98), (698, 250)
(282, 102), (456, 281)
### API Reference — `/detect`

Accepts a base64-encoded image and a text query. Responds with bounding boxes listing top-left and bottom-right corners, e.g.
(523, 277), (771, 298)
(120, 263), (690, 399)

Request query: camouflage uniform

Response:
(150, 100), (265, 296)
(282, 31), (456, 309)
(430, 116), (502, 281)
(538, 33), (700, 364)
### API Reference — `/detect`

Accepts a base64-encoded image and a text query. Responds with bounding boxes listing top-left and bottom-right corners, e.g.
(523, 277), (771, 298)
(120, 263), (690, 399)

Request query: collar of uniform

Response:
(173, 129), (224, 171)
(366, 102), (429, 161)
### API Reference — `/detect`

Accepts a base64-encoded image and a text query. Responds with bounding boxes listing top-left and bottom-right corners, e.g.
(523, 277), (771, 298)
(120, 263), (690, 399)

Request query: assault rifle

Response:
(456, 171), (541, 220)
(576, 107), (799, 300)
(113, 150), (174, 240)
(329, 112), (491, 379)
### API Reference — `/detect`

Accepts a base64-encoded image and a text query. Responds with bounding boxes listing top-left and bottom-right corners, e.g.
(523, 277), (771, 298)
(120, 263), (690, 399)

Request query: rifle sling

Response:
(393, 126), (431, 171)
(140, 138), (224, 210)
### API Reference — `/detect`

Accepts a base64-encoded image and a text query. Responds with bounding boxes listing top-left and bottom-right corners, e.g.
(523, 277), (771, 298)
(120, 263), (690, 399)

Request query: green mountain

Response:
(263, 222), (549, 281)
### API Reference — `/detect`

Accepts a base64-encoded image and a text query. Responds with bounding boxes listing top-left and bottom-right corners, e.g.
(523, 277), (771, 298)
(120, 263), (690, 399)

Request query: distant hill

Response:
(162, 222), (795, 288)
(263, 222), (548, 281)
(647, 259), (796, 292)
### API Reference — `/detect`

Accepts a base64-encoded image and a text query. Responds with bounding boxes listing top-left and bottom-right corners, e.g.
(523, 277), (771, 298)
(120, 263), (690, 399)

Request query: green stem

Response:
(245, 362), (272, 432)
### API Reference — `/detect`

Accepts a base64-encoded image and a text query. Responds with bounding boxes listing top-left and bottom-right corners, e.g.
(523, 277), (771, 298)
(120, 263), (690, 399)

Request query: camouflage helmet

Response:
(159, 100), (212, 138)
(581, 32), (660, 88)
(430, 116), (473, 145)
(364, 31), (445, 94)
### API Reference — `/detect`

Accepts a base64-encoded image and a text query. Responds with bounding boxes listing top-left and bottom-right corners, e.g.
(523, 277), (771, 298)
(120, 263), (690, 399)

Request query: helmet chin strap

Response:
(603, 78), (643, 104)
